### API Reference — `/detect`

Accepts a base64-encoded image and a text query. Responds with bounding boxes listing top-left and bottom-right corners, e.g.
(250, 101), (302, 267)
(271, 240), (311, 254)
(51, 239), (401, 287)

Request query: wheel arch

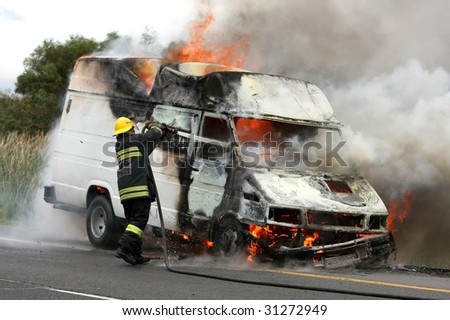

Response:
(211, 211), (249, 258)
(86, 181), (114, 208)
(209, 210), (242, 240)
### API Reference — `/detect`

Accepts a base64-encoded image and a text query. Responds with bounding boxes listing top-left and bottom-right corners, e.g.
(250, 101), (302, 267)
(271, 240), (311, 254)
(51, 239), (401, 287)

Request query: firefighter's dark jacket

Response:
(115, 126), (164, 203)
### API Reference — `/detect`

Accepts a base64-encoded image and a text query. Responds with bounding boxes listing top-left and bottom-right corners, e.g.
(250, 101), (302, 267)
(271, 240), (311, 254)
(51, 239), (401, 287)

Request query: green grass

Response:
(0, 131), (48, 222)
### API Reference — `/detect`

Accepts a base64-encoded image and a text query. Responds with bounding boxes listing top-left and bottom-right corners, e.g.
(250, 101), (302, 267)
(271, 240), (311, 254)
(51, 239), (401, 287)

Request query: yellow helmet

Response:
(113, 117), (134, 136)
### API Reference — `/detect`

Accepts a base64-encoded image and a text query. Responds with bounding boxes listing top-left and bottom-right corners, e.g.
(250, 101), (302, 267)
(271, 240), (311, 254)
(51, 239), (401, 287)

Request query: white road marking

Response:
(0, 236), (93, 251)
(0, 278), (117, 300)
(42, 287), (118, 300)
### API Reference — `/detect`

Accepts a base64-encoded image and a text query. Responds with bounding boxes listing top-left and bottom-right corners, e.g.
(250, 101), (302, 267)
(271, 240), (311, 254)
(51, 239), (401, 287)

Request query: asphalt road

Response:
(1, 221), (450, 301)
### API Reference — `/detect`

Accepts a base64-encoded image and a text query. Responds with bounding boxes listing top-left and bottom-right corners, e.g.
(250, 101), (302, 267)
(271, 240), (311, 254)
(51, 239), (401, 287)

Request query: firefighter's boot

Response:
(134, 254), (150, 264)
(115, 246), (139, 265)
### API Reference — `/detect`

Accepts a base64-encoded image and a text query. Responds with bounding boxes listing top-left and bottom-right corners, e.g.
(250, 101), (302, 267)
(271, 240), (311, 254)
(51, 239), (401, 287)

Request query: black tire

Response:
(86, 196), (122, 249)
(212, 216), (245, 258)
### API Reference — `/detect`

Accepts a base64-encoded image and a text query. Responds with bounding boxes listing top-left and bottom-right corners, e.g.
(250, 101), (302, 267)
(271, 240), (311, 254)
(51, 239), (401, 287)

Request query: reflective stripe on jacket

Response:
(115, 126), (163, 202)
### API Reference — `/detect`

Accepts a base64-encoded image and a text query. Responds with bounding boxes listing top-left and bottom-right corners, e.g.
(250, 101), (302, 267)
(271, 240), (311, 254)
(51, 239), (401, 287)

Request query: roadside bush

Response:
(0, 132), (48, 222)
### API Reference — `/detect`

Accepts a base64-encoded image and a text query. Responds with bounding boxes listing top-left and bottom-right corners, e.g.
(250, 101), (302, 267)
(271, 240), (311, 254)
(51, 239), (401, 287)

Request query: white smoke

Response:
(19, 121), (88, 244)
(213, 0), (450, 83)
(330, 60), (450, 195)
(94, 28), (165, 58)
(328, 61), (450, 268)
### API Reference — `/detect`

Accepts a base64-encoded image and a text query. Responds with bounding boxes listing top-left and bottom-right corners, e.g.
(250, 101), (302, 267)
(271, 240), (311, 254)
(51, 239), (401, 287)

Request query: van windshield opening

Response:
(234, 117), (354, 174)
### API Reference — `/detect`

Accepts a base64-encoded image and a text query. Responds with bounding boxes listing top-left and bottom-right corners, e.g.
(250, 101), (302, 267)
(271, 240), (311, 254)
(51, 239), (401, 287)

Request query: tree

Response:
(1, 33), (119, 133)
(11, 35), (99, 132)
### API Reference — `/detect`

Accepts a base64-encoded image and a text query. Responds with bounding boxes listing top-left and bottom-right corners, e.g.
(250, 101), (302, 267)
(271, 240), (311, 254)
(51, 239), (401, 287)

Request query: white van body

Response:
(44, 57), (395, 268)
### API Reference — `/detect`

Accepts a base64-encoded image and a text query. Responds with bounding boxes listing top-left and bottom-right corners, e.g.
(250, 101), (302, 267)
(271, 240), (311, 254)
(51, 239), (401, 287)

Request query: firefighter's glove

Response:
(163, 123), (178, 135)
(145, 121), (164, 131)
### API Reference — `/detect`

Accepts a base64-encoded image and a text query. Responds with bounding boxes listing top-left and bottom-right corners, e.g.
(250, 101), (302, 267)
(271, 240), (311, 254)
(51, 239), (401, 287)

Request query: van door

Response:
(146, 105), (200, 232)
(188, 113), (233, 226)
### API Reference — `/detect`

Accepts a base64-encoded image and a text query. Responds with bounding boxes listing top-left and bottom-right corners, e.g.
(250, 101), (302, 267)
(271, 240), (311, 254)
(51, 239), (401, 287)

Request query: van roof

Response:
(69, 56), (337, 124)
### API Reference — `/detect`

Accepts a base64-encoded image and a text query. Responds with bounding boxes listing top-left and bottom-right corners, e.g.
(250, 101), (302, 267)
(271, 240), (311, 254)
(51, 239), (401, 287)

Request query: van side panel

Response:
(52, 92), (123, 217)
(146, 105), (202, 232)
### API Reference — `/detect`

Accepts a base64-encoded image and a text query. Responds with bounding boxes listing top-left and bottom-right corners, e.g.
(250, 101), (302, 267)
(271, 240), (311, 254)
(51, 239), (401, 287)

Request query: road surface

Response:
(1, 221), (449, 301)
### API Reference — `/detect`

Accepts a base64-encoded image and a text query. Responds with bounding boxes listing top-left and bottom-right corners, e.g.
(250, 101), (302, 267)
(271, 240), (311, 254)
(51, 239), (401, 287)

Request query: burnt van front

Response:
(225, 116), (395, 268)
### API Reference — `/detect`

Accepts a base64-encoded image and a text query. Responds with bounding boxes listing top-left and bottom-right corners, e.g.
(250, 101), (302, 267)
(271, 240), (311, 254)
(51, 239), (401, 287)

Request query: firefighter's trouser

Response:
(118, 198), (151, 255)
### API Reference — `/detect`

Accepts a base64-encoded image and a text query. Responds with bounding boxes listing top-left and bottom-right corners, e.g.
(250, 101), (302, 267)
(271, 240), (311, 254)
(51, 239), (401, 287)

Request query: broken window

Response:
(151, 105), (198, 155)
(201, 117), (232, 142)
(234, 117), (354, 173)
(197, 116), (232, 164)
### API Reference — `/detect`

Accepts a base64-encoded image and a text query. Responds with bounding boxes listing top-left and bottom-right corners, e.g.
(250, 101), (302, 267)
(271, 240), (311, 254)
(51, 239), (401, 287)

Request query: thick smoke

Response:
(330, 61), (450, 268)
(206, 0), (450, 267)
(213, 0), (450, 84)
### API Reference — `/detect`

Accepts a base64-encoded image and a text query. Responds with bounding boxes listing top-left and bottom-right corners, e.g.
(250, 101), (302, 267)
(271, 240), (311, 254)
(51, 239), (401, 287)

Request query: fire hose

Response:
(146, 125), (423, 300)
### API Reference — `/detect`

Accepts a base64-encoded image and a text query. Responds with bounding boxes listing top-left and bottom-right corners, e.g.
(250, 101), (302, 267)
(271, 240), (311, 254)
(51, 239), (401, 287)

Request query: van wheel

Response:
(212, 216), (245, 258)
(86, 196), (121, 249)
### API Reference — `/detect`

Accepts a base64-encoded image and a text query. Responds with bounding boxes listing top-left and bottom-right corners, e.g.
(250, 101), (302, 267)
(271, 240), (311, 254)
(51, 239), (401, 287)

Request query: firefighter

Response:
(113, 116), (176, 265)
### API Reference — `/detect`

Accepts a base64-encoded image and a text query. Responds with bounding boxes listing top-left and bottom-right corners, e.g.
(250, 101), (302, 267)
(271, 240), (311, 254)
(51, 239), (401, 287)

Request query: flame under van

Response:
(44, 56), (395, 268)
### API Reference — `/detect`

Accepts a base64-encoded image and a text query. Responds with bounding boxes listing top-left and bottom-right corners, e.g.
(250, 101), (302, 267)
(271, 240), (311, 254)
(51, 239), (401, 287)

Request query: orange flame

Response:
(247, 225), (273, 261)
(303, 232), (319, 247)
(387, 191), (415, 233)
(247, 225), (306, 261)
(165, 11), (249, 68)
(203, 240), (214, 248)
(235, 118), (274, 142)
(133, 60), (159, 89)
(180, 233), (190, 241)
(247, 242), (259, 261)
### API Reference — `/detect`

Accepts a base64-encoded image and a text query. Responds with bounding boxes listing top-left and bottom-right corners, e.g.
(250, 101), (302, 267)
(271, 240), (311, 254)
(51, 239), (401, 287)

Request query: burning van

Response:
(44, 56), (395, 268)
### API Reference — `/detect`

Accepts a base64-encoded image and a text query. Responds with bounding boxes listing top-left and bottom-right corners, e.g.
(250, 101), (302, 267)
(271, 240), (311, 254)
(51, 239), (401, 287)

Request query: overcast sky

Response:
(0, 0), (200, 91)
